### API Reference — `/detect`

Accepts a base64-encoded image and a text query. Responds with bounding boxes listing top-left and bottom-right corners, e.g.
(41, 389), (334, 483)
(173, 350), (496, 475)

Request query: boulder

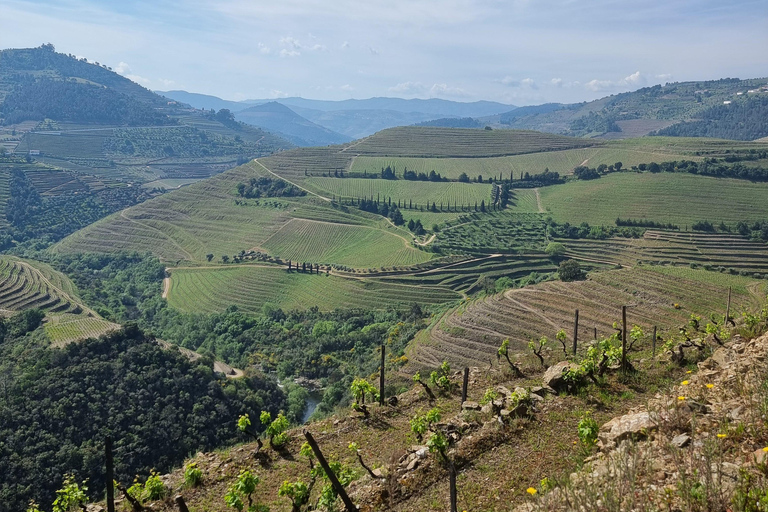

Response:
(598, 411), (656, 449)
(462, 400), (481, 411)
(542, 361), (575, 391)
(671, 433), (691, 448)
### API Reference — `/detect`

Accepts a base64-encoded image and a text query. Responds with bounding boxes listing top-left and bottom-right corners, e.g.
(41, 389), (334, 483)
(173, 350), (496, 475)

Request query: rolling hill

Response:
(234, 101), (351, 146)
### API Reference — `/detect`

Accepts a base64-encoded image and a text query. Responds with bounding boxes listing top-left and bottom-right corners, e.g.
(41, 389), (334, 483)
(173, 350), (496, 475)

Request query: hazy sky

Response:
(2, 0), (767, 105)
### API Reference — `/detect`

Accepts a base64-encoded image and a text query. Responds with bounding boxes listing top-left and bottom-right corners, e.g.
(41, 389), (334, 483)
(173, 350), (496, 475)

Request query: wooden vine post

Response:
(621, 306), (628, 371)
(379, 344), (385, 406)
(449, 463), (458, 512)
(303, 431), (358, 512)
(652, 326), (657, 358)
(572, 309), (579, 356)
(175, 495), (190, 512)
(106, 436), (115, 512)
(726, 286), (733, 326)
(461, 367), (469, 404)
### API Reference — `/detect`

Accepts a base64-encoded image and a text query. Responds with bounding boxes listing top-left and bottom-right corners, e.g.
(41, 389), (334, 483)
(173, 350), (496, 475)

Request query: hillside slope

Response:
(235, 101), (351, 147)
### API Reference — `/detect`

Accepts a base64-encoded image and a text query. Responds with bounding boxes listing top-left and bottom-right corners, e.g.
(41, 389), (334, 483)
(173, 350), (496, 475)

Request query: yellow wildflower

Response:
(706, 384), (714, 389)
(686, 370), (692, 374)
(762, 447), (768, 452)
(681, 380), (690, 385)
(527, 487), (538, 495)
(717, 434), (727, 439)
(678, 396), (687, 400)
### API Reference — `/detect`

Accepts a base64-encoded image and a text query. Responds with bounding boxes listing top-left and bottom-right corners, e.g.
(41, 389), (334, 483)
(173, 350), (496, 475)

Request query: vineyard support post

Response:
(594, 327), (597, 340)
(106, 436), (115, 512)
(379, 344), (385, 406)
(449, 462), (458, 512)
(303, 431), (358, 512)
(652, 326), (657, 358)
(572, 309), (579, 356)
(621, 306), (628, 371)
(461, 367), (469, 404)
(175, 495), (190, 512)
(726, 286), (732, 326)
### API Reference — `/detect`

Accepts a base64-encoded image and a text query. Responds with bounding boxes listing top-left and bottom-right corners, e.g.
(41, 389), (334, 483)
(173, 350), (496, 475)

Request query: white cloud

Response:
(340, 84), (354, 91)
(499, 76), (537, 89)
(656, 73), (673, 82)
(115, 61), (131, 74)
(389, 81), (425, 93)
(258, 43), (271, 54)
(341, 41), (350, 49)
(551, 78), (563, 87)
(126, 74), (151, 86)
(157, 78), (175, 88)
(280, 49), (300, 58)
(270, 89), (289, 98)
(429, 83), (468, 97)
(280, 36), (302, 49)
(368, 47), (380, 55)
(585, 71), (651, 92)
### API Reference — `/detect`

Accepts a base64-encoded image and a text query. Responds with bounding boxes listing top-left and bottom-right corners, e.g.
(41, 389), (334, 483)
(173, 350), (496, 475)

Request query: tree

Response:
(545, 242), (566, 258)
(458, 172), (470, 183)
(558, 259), (583, 282)
(222, 255), (230, 263)
(206, 253), (214, 262)
(614, 161), (623, 171)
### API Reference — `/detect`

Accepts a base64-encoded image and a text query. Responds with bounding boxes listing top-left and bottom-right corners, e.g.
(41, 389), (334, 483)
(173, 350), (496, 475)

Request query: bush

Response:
(558, 259), (583, 282)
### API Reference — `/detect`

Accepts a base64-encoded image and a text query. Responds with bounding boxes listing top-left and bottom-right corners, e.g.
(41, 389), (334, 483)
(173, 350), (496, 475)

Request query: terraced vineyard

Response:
(560, 230), (768, 275)
(304, 177), (493, 207)
(348, 127), (596, 157)
(412, 266), (764, 369)
(166, 265), (462, 313)
(0, 168), (9, 228)
(539, 172), (768, 225)
(0, 256), (118, 345)
(260, 219), (432, 268)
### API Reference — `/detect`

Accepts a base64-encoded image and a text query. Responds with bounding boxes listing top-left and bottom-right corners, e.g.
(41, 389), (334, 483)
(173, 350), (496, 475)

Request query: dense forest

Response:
(1, 76), (173, 125)
(0, 319), (286, 512)
(654, 95), (768, 140)
(236, 176), (306, 198)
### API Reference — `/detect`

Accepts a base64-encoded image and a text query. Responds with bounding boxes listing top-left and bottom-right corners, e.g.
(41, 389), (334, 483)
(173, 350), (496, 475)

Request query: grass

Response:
(436, 212), (547, 253)
(539, 172), (768, 226)
(0, 168), (9, 228)
(166, 265), (462, 313)
(304, 177), (493, 208)
(260, 219), (432, 268)
(44, 313), (118, 346)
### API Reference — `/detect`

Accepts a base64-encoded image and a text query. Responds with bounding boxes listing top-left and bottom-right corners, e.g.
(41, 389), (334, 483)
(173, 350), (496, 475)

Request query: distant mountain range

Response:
(234, 102), (352, 147)
(157, 90), (516, 141)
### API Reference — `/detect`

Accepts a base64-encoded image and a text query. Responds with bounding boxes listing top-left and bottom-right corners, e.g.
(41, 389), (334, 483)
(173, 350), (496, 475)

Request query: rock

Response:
(514, 386), (527, 396)
(372, 467), (385, 478)
(529, 393), (544, 403)
(728, 405), (745, 421)
(598, 411), (656, 449)
(462, 400), (481, 411)
(387, 396), (399, 406)
(499, 409), (511, 418)
(685, 400), (711, 414)
(531, 386), (555, 397)
(712, 347), (735, 369)
(480, 404), (492, 415)
(542, 361), (575, 391)
(406, 458), (419, 471)
(86, 505), (105, 512)
(495, 385), (513, 397)
(753, 448), (768, 465)
(671, 433), (691, 448)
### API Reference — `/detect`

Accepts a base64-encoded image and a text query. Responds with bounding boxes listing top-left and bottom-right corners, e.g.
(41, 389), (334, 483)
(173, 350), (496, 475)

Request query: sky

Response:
(1, 0), (767, 106)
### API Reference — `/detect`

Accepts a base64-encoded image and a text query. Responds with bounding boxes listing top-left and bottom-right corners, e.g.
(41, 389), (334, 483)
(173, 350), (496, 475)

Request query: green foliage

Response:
(427, 431), (449, 462)
(184, 462), (204, 488)
(260, 411), (290, 448)
(558, 259), (583, 282)
(238, 414), (252, 432)
(311, 460), (356, 512)
(51, 475), (88, 512)
(225, 470), (269, 512)
(410, 408), (441, 440)
(577, 412), (599, 450)
(278, 480), (310, 510)
(0, 324), (285, 511)
(480, 388), (499, 405)
(144, 471), (167, 501)
(429, 361), (453, 392)
(545, 242), (566, 257)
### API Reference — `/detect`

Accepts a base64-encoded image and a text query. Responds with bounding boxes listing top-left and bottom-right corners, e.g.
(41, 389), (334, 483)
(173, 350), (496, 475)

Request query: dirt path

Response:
(415, 234), (436, 246)
(534, 188), (545, 213)
(251, 159), (331, 202)
(579, 158), (590, 167)
(162, 275), (170, 299)
(502, 292), (561, 330)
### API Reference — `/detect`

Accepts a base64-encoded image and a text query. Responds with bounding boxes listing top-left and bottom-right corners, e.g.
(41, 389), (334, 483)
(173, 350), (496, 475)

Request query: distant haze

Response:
(2, 0), (767, 104)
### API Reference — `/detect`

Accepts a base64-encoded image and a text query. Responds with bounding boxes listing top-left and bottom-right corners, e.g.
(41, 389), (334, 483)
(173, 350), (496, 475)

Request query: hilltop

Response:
(234, 102), (352, 147)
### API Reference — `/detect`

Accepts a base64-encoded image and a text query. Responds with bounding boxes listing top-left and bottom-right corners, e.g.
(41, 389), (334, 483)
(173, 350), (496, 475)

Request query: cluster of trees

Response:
(4, 169), (151, 249)
(1, 77), (172, 126)
(510, 168), (564, 188)
(407, 218), (426, 236)
(736, 220), (768, 242)
(0, 320), (286, 512)
(637, 158), (768, 182)
(403, 168), (447, 182)
(547, 219), (645, 240)
(568, 111), (621, 135)
(654, 95), (768, 140)
(615, 218), (679, 230)
(357, 198), (404, 225)
(236, 176), (306, 198)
